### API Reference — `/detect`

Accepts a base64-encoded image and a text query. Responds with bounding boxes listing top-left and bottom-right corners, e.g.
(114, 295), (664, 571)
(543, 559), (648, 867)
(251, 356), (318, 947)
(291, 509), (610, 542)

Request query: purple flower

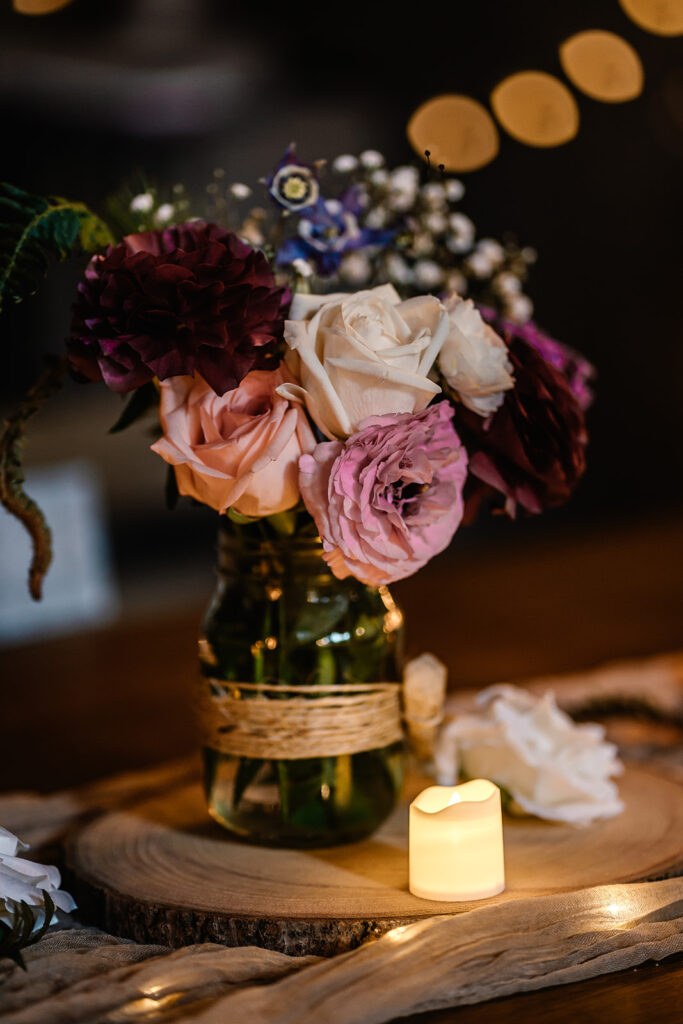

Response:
(458, 336), (588, 517)
(68, 222), (289, 396)
(299, 402), (468, 585)
(267, 145), (320, 213)
(482, 309), (595, 411)
(277, 188), (394, 276)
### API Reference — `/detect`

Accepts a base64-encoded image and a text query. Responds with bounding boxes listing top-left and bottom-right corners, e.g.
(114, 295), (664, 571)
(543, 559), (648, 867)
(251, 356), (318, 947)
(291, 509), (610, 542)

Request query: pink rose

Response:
(151, 369), (315, 517)
(299, 402), (468, 585)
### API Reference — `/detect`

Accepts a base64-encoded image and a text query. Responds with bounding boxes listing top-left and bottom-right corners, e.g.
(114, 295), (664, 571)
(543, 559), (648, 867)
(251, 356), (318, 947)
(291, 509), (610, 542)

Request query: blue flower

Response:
(267, 146), (320, 213)
(276, 188), (394, 276)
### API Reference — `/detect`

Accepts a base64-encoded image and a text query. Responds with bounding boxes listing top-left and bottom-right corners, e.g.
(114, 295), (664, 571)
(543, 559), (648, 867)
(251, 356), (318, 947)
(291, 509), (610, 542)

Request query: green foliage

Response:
(109, 381), (158, 434)
(226, 508), (260, 526)
(0, 182), (113, 314)
(0, 891), (54, 969)
(0, 356), (68, 600)
(0, 184), (113, 599)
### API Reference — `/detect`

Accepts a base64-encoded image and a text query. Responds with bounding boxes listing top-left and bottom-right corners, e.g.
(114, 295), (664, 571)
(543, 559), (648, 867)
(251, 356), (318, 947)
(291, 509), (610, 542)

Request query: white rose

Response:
(434, 685), (624, 826)
(278, 284), (448, 440)
(0, 825), (76, 932)
(438, 294), (514, 416)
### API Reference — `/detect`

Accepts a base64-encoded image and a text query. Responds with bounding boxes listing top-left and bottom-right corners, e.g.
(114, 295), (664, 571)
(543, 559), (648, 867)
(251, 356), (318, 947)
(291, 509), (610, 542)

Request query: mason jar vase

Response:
(198, 526), (405, 847)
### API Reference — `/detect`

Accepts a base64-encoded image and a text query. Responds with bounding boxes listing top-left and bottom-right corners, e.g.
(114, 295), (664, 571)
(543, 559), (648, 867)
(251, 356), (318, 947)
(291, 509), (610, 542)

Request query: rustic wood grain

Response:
(67, 765), (683, 956)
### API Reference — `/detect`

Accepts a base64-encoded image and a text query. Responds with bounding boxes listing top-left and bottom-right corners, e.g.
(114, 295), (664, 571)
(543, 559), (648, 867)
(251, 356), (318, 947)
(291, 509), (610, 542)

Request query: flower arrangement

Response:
(0, 145), (594, 596)
(0, 146), (598, 846)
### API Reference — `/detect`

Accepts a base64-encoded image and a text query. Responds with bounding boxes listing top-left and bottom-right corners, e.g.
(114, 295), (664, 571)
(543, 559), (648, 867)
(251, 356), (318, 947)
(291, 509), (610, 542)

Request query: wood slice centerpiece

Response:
(67, 765), (683, 957)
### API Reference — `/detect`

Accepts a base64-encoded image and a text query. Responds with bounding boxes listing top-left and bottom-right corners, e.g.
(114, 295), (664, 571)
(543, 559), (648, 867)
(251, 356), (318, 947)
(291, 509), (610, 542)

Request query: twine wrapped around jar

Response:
(198, 679), (403, 760)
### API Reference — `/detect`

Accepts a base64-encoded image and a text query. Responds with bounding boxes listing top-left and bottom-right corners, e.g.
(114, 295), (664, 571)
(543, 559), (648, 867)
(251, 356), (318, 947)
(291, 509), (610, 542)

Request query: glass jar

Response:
(198, 526), (405, 847)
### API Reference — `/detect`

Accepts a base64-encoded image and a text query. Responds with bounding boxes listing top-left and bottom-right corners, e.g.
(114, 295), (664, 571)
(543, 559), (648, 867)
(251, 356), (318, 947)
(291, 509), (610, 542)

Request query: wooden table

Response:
(2, 510), (683, 1021)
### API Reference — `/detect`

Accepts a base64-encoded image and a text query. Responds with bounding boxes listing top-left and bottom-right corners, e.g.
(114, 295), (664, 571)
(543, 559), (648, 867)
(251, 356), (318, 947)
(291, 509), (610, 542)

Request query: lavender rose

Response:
(69, 222), (289, 396)
(299, 402), (468, 585)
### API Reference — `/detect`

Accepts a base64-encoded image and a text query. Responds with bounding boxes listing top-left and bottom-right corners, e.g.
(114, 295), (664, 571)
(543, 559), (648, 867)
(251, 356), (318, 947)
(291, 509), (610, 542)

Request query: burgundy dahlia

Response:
(68, 222), (289, 395)
(504, 318), (595, 411)
(458, 335), (588, 517)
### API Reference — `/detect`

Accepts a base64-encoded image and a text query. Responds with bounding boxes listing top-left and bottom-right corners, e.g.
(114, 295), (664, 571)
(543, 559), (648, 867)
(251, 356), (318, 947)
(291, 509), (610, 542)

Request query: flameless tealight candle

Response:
(409, 779), (505, 901)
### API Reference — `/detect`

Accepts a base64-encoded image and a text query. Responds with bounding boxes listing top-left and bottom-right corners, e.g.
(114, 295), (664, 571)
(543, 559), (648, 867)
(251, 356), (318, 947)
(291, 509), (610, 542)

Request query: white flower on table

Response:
(438, 294), (514, 416)
(434, 685), (624, 826)
(0, 825), (76, 932)
(278, 284), (449, 440)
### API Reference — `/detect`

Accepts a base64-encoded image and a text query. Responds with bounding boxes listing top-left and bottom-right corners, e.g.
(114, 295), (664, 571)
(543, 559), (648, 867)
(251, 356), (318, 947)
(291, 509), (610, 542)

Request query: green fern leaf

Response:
(0, 182), (114, 313)
(0, 891), (56, 968)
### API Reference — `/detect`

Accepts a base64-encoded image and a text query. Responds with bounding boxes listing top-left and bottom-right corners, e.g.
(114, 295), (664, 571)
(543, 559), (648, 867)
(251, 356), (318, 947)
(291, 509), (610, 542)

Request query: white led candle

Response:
(409, 779), (505, 901)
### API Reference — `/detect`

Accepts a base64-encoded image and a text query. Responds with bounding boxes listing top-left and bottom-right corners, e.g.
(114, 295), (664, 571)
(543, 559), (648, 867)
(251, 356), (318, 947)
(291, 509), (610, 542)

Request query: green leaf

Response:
(0, 182), (114, 313)
(30, 892), (55, 945)
(232, 757), (264, 810)
(0, 893), (55, 968)
(109, 381), (158, 434)
(266, 509), (297, 537)
(227, 508), (260, 526)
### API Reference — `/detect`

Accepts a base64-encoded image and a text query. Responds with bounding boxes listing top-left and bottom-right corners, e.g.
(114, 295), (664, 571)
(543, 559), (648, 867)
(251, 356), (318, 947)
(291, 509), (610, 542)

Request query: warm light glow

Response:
(409, 780), (505, 902)
(378, 585), (404, 633)
(491, 71), (580, 147)
(619, 0), (683, 36)
(385, 924), (413, 943)
(599, 892), (638, 924)
(560, 30), (644, 103)
(118, 993), (184, 1019)
(407, 94), (500, 172)
(13, 0), (73, 12)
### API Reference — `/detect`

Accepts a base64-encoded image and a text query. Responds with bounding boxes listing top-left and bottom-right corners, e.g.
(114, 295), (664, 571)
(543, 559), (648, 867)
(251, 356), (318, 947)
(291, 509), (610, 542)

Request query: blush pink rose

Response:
(299, 401), (468, 585)
(151, 369), (315, 517)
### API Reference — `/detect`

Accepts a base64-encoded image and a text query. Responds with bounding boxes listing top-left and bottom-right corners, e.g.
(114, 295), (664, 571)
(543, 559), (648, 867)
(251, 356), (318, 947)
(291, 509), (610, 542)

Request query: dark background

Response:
(1, 0), (682, 606)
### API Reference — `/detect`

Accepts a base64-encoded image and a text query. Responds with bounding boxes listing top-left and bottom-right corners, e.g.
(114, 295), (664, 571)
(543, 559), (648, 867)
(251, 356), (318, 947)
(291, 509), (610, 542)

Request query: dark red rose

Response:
(68, 222), (289, 395)
(458, 336), (588, 517)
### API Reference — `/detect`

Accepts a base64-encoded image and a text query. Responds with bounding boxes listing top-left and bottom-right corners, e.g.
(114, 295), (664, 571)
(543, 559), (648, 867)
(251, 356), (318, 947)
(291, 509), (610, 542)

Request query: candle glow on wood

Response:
(409, 779), (505, 901)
